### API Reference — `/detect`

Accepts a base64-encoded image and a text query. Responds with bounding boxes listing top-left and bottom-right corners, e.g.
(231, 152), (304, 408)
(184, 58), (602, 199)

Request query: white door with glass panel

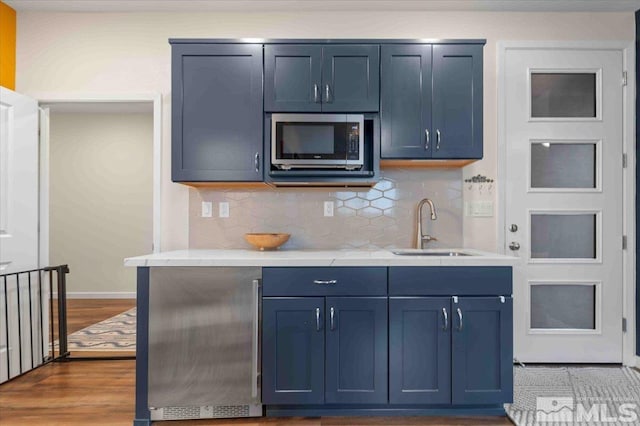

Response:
(504, 47), (624, 362)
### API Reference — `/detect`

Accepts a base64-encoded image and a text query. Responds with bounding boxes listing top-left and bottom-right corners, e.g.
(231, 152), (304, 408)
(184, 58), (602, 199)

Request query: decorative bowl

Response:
(244, 233), (290, 251)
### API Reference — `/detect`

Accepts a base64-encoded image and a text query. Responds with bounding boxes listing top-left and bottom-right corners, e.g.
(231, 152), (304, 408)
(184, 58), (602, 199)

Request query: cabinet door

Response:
(431, 44), (483, 159)
(171, 44), (263, 181)
(452, 297), (513, 405)
(380, 45), (432, 159)
(321, 45), (380, 112)
(262, 297), (325, 404)
(325, 297), (388, 404)
(264, 45), (322, 112)
(389, 297), (451, 404)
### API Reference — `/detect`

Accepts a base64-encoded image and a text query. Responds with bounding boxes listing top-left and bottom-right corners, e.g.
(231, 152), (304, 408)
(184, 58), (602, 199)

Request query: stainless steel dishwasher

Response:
(147, 267), (262, 421)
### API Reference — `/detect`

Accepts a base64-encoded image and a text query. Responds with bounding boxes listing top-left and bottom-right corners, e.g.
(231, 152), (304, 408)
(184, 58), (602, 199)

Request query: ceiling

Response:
(5, 0), (640, 12)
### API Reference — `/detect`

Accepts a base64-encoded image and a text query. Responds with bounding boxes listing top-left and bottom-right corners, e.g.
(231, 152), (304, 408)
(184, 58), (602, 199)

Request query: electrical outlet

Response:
(219, 202), (230, 218)
(324, 201), (334, 217)
(201, 201), (213, 218)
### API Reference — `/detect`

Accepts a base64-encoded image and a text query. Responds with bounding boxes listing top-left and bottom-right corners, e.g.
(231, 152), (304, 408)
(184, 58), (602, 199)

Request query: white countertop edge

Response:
(124, 249), (519, 267)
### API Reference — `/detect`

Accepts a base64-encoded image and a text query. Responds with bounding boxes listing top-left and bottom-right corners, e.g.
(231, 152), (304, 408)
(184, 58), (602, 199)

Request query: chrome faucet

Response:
(416, 198), (437, 249)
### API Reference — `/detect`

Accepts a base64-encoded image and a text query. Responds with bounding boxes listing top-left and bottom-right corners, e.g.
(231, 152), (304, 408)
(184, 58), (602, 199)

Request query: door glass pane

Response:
(531, 73), (596, 118)
(531, 284), (596, 329)
(531, 142), (596, 189)
(530, 213), (596, 259)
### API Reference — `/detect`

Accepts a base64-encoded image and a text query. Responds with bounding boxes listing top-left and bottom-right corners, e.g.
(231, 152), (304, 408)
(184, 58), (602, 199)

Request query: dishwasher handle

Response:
(251, 279), (261, 402)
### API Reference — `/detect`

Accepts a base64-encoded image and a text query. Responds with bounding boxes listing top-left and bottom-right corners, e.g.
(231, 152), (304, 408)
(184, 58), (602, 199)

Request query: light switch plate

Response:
(201, 201), (212, 218)
(219, 202), (230, 218)
(465, 201), (494, 217)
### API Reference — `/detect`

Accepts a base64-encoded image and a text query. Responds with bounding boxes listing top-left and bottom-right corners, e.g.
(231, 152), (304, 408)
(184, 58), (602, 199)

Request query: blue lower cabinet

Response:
(325, 297), (388, 404)
(389, 297), (451, 404)
(451, 297), (514, 405)
(262, 297), (325, 404)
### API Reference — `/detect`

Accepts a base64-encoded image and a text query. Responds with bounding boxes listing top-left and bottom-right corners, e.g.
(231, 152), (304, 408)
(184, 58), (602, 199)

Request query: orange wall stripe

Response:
(0, 0), (16, 90)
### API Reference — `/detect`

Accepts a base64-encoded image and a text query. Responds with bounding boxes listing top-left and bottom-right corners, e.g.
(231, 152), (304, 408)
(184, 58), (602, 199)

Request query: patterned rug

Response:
(506, 366), (640, 425)
(67, 307), (136, 355)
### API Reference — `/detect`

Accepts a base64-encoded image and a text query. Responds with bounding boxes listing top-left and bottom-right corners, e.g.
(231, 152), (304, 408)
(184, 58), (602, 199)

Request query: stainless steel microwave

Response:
(271, 114), (364, 170)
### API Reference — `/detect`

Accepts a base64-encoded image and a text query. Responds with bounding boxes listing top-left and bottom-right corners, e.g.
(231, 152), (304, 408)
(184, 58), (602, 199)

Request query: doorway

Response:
(499, 43), (633, 363)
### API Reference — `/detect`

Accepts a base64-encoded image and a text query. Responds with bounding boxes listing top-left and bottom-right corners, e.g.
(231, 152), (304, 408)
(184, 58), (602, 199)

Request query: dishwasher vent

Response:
(150, 404), (262, 420)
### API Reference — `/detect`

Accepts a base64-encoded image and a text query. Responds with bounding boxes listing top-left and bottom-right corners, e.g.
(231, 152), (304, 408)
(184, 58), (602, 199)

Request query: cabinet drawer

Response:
(389, 267), (511, 296)
(263, 267), (387, 296)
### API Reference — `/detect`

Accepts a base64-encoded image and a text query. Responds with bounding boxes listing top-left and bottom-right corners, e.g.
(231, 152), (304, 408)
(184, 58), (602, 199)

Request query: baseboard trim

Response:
(53, 292), (136, 299)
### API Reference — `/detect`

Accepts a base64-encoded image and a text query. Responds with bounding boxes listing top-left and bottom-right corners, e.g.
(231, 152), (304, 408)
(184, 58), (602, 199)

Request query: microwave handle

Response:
(254, 152), (260, 173)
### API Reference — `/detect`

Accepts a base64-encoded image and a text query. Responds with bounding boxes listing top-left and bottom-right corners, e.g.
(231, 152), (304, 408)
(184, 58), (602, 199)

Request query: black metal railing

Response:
(1, 265), (70, 384)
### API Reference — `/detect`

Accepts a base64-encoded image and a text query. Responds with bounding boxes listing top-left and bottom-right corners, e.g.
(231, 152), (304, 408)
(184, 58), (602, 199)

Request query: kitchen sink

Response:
(391, 249), (474, 256)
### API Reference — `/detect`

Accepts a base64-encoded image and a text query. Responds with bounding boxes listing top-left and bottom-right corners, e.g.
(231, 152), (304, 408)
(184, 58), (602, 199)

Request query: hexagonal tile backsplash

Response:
(189, 169), (462, 250)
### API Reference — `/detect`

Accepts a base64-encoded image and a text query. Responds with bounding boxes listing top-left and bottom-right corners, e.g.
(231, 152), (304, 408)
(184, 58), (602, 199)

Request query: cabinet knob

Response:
(509, 242), (520, 251)
(509, 224), (518, 233)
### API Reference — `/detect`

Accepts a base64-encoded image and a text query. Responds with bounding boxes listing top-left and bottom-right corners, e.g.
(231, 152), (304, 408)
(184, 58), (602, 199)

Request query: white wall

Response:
(16, 10), (634, 252)
(49, 112), (153, 293)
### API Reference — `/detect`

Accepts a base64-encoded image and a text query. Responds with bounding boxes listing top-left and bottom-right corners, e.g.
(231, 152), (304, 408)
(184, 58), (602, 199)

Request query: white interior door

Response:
(504, 47), (624, 362)
(0, 87), (39, 273)
(0, 87), (41, 382)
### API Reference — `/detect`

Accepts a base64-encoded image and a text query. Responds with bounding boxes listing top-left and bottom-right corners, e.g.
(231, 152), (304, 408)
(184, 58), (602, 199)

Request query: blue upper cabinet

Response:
(264, 45), (322, 112)
(265, 44), (380, 112)
(325, 297), (388, 404)
(389, 297), (451, 404)
(381, 43), (484, 160)
(320, 45), (380, 112)
(431, 45), (483, 159)
(381, 45), (432, 159)
(262, 297), (325, 405)
(171, 43), (263, 182)
(451, 297), (513, 405)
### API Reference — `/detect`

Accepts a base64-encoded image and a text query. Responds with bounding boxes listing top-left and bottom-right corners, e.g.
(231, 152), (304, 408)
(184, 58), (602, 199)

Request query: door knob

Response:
(509, 224), (518, 232)
(509, 242), (520, 251)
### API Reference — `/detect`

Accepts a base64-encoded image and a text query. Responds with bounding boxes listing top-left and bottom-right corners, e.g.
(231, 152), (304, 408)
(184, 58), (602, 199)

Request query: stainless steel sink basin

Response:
(391, 250), (473, 256)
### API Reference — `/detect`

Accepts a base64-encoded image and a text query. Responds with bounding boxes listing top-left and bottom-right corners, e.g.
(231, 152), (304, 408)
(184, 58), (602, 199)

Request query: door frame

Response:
(34, 93), (162, 296)
(496, 41), (636, 366)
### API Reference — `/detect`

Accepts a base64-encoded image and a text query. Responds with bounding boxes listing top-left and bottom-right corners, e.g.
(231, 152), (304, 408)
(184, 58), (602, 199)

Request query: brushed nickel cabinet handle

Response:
(254, 152), (260, 172)
(325, 84), (332, 103)
(442, 307), (448, 331)
(456, 308), (463, 332)
(425, 129), (430, 150)
(436, 129), (441, 151)
(315, 307), (321, 331)
(313, 83), (320, 103)
(313, 279), (337, 285)
(330, 307), (335, 331)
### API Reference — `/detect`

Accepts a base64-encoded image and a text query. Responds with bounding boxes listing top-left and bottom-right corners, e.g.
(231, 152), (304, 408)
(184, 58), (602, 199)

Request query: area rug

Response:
(66, 307), (136, 356)
(506, 366), (640, 425)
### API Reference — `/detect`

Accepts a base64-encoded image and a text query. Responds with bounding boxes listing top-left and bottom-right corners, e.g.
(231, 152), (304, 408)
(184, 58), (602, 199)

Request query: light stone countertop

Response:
(124, 249), (519, 267)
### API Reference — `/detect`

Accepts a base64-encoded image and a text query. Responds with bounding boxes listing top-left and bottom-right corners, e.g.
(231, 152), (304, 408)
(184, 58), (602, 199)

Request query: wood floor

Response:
(0, 299), (512, 426)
